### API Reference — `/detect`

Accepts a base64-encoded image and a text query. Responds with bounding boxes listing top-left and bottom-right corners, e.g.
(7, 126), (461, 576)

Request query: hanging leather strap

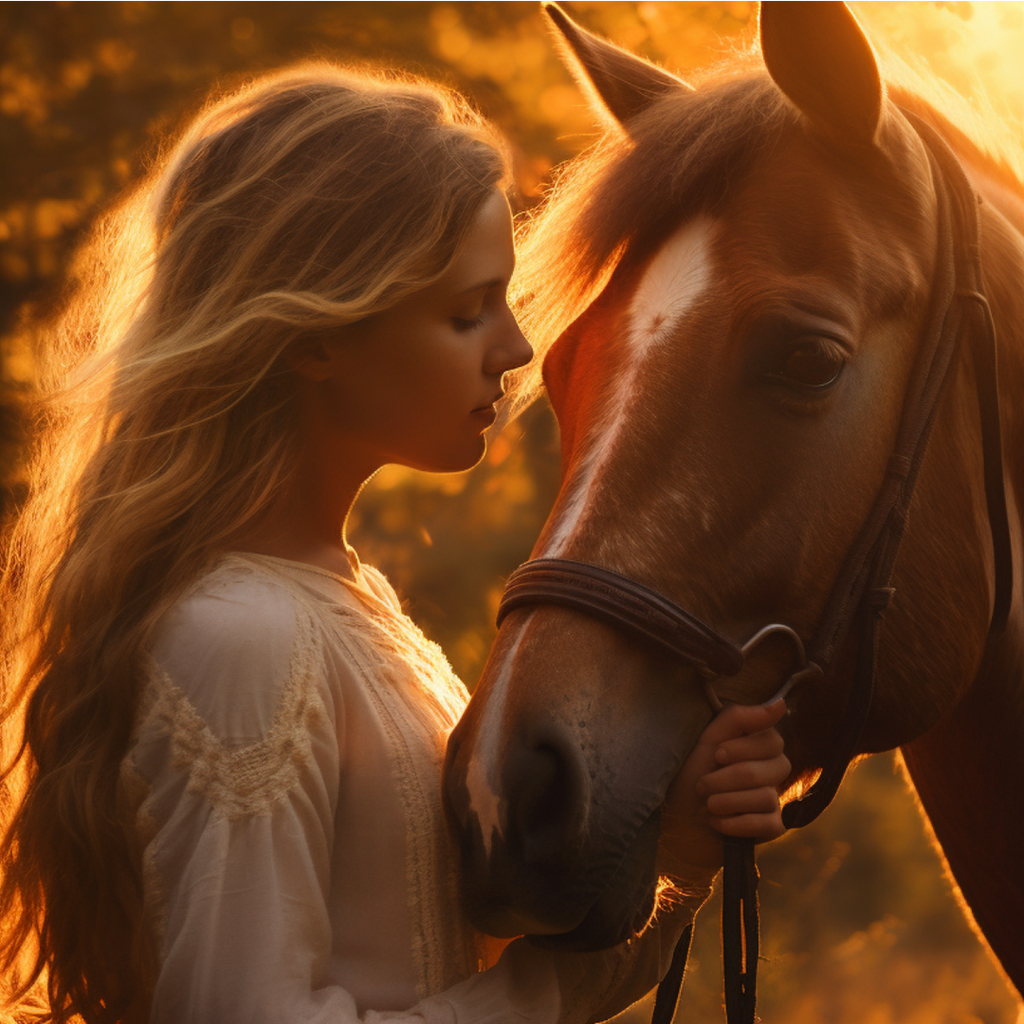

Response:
(721, 836), (759, 1024)
(782, 110), (1013, 830)
(651, 924), (693, 1024)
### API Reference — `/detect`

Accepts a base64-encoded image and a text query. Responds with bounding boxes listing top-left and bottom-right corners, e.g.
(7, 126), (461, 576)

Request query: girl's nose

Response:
(491, 314), (533, 375)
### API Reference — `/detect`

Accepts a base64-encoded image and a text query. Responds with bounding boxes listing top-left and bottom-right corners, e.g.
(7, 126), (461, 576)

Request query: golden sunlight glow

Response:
(853, 1), (1024, 177)
(854, 1), (1024, 121)
(1, 6), (1021, 1023)
(486, 1), (1024, 180)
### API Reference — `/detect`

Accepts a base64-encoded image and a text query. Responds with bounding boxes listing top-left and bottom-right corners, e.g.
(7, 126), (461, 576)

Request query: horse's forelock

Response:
(512, 72), (800, 412)
(579, 73), (796, 280)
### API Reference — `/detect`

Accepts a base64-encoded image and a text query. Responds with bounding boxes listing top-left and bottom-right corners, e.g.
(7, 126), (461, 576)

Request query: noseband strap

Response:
(498, 558), (745, 676)
(493, 110), (1012, 1024)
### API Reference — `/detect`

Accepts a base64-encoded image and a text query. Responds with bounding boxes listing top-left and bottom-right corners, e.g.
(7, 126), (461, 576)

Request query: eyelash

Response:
(452, 315), (485, 332)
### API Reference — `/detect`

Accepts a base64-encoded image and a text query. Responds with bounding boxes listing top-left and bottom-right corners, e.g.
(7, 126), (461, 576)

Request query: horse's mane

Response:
(509, 44), (1023, 415)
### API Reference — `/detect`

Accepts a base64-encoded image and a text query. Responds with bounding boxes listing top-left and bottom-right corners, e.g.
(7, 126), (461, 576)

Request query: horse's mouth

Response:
(525, 807), (663, 952)
(454, 800), (664, 950)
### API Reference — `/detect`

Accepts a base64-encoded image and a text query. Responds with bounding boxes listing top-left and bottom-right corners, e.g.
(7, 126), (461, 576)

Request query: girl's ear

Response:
(285, 333), (344, 382)
(760, 0), (884, 146)
(543, 2), (692, 131)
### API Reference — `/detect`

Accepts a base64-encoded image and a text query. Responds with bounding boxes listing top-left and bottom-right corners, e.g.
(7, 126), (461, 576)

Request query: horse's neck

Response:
(900, 618), (1024, 994)
(897, 156), (1024, 997)
(975, 158), (1024, 456)
(973, 162), (1024, 237)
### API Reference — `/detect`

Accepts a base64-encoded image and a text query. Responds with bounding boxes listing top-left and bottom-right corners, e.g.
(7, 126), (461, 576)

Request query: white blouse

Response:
(119, 553), (704, 1024)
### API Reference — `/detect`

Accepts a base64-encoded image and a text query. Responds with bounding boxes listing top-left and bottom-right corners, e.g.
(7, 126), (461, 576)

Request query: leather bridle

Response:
(495, 111), (1014, 1024)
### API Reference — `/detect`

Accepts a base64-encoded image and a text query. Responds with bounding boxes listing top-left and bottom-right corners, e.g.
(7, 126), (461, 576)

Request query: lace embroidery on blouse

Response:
(136, 601), (328, 821)
(336, 573), (478, 997)
(247, 557), (479, 1000)
(129, 555), (480, 1001)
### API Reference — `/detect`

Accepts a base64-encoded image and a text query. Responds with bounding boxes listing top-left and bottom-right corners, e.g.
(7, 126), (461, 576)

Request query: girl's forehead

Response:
(354, 192), (515, 327)
(443, 191), (515, 290)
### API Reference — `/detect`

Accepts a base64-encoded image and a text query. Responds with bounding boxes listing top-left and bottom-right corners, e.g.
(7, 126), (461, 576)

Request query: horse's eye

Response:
(769, 340), (846, 390)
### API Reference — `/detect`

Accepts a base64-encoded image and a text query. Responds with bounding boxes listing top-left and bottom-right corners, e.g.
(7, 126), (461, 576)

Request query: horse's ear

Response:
(760, 1), (884, 145)
(543, 2), (692, 130)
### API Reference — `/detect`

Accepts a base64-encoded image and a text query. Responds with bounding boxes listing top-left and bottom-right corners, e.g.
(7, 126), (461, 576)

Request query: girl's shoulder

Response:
(153, 557), (307, 672)
(144, 557), (327, 743)
(157, 556), (303, 648)
(129, 558), (339, 823)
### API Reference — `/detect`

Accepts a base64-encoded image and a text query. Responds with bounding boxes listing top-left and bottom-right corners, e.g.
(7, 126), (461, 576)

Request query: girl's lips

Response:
(471, 391), (503, 421)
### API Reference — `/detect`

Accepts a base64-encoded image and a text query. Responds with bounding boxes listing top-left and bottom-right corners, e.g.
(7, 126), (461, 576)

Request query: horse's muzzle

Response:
(443, 713), (663, 947)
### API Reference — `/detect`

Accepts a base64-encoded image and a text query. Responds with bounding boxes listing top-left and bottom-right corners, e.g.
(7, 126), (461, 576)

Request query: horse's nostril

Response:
(513, 746), (561, 826)
(502, 736), (587, 865)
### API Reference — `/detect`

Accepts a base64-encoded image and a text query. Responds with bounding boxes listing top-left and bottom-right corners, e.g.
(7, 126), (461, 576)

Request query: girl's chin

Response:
(446, 439), (488, 474)
(403, 436), (487, 475)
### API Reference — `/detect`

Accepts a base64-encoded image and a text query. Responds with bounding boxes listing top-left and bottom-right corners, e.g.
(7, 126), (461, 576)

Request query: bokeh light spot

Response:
(231, 17), (255, 42)
(96, 39), (136, 75)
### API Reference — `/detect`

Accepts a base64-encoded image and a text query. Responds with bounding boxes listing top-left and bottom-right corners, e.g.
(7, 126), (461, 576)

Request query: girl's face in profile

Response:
(300, 191), (532, 475)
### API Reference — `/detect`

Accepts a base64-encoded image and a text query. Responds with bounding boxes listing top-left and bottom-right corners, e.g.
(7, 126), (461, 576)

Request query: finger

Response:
(706, 786), (781, 818)
(697, 755), (791, 796)
(710, 811), (786, 841)
(700, 699), (787, 751)
(714, 728), (785, 766)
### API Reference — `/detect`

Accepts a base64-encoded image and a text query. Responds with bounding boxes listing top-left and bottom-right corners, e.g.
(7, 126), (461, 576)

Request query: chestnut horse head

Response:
(443, 0), (1023, 973)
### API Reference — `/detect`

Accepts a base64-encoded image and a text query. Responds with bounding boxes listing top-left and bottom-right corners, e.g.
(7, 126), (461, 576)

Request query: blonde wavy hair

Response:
(0, 63), (508, 1023)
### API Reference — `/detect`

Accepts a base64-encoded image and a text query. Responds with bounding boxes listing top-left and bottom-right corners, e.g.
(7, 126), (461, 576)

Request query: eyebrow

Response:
(456, 276), (507, 296)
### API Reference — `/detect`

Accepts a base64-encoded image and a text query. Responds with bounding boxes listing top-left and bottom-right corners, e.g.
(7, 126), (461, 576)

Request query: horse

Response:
(442, 0), (1024, 1003)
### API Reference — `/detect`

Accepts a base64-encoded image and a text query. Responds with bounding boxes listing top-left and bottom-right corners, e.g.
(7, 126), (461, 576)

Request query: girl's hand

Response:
(657, 699), (790, 884)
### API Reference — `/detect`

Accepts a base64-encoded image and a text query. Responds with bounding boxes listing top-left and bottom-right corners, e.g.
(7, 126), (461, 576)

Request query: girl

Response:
(0, 65), (789, 1023)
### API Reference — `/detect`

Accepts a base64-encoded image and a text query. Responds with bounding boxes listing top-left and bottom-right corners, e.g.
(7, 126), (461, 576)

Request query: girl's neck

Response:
(233, 533), (360, 582)
(232, 453), (374, 583)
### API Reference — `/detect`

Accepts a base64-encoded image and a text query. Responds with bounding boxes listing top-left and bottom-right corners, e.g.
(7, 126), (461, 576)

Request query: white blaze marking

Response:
(628, 217), (716, 352)
(466, 755), (503, 859)
(544, 217), (717, 555)
(465, 626), (527, 857)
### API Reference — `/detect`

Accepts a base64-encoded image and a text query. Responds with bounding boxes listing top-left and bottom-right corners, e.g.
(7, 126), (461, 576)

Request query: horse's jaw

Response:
(446, 785), (665, 950)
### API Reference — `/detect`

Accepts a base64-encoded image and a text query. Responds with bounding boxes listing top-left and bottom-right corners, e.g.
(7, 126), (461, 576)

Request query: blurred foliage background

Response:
(2, 2), (1022, 1021)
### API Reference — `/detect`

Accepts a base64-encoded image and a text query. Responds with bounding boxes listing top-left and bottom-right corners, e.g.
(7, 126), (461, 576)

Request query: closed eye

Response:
(452, 315), (486, 331)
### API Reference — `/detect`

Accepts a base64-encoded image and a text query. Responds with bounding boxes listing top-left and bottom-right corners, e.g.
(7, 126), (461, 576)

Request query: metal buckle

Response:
(702, 623), (823, 711)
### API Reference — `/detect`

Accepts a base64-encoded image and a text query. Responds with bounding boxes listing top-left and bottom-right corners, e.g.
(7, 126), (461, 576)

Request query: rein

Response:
(495, 112), (1013, 1024)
